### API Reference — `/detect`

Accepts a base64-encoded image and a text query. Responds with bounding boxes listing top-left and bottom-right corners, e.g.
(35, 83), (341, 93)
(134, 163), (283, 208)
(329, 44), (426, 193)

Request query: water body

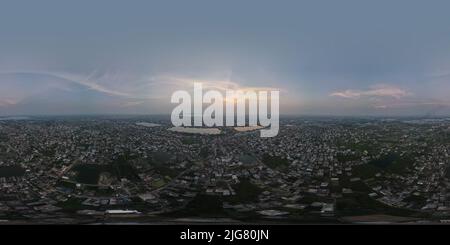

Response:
(234, 126), (264, 132)
(135, 122), (161, 127)
(0, 166), (25, 178)
(168, 127), (221, 135)
(239, 154), (257, 164)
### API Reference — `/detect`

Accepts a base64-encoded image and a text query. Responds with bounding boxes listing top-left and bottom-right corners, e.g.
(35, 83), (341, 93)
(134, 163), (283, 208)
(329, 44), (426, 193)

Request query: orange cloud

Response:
(330, 84), (411, 99)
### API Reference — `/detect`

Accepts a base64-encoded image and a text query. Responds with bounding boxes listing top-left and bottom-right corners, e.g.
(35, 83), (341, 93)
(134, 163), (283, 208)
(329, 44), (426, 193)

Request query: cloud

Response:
(427, 68), (450, 78)
(0, 98), (18, 107)
(119, 101), (146, 108)
(37, 71), (132, 97)
(0, 70), (284, 115)
(0, 70), (131, 98)
(330, 84), (411, 99)
(148, 75), (282, 92)
(373, 104), (388, 109)
(372, 99), (450, 110)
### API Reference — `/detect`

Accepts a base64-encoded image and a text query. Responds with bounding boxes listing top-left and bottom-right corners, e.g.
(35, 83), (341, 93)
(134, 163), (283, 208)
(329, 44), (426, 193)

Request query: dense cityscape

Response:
(0, 115), (449, 224)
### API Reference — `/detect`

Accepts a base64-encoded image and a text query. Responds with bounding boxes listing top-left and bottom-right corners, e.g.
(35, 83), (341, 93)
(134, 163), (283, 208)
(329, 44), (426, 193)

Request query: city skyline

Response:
(1, 0), (450, 116)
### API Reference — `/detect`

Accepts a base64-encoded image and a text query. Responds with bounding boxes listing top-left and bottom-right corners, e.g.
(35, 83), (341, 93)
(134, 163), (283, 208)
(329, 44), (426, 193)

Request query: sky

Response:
(0, 0), (449, 116)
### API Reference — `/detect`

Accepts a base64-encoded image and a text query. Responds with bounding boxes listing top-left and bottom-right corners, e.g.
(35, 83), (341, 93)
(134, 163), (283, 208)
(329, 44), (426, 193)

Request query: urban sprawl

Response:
(0, 116), (449, 224)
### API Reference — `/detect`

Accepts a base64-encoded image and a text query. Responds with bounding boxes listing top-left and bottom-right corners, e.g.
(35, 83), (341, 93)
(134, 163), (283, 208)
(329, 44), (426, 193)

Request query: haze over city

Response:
(1, 0), (450, 116)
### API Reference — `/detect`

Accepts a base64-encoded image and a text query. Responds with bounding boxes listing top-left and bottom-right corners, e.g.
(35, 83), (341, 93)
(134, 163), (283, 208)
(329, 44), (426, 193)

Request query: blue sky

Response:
(1, 0), (449, 116)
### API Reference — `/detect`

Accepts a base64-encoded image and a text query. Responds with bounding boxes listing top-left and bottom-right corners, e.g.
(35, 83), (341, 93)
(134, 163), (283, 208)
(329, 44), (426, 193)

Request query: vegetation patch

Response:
(228, 179), (262, 204)
(262, 154), (289, 169)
